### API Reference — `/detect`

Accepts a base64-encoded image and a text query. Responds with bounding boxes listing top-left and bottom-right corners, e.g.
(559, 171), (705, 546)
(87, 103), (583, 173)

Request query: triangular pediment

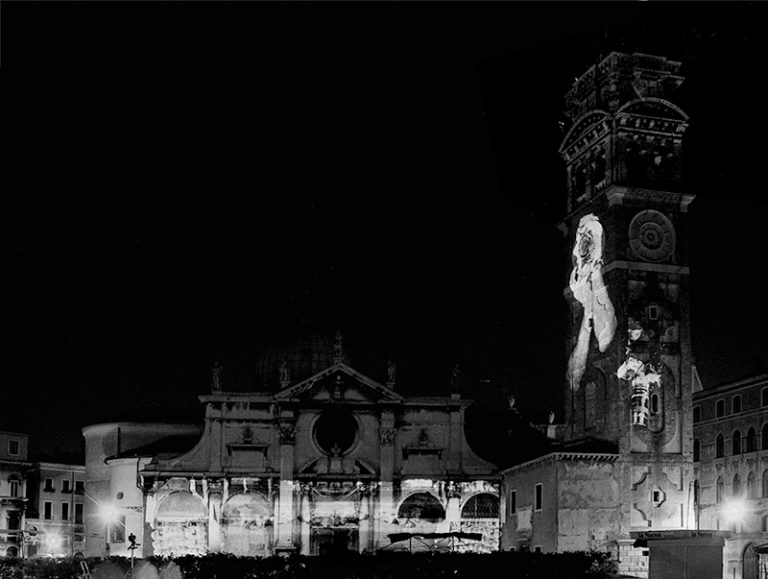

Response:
(273, 362), (403, 402)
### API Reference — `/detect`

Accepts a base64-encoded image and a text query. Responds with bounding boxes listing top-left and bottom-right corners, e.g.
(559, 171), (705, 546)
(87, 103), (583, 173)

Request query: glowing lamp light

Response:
(99, 504), (121, 523)
(721, 498), (747, 524)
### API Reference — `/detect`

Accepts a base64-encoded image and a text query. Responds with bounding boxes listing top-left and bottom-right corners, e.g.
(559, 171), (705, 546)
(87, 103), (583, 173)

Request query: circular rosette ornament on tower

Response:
(629, 210), (675, 262)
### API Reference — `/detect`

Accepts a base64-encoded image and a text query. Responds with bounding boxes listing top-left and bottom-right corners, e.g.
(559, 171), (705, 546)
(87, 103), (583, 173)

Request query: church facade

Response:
(500, 52), (697, 578)
(82, 337), (500, 558)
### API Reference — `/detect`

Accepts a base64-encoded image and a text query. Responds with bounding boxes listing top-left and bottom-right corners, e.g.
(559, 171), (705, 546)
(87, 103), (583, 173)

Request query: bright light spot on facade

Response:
(721, 498), (747, 525)
(99, 504), (120, 523)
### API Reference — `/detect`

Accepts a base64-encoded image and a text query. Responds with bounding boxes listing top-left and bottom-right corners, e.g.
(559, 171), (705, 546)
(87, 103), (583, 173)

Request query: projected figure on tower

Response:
(566, 214), (617, 390)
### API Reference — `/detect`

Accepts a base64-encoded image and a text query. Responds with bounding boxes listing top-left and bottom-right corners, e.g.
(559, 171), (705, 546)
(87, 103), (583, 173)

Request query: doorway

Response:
(743, 544), (758, 579)
(311, 528), (358, 556)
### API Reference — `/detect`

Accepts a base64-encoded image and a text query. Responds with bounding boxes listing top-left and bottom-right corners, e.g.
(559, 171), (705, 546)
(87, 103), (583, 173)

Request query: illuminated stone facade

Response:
(501, 52), (697, 578)
(693, 373), (768, 579)
(83, 347), (499, 557)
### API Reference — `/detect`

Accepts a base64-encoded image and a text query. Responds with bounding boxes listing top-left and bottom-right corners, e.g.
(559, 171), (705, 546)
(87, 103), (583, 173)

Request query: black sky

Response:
(2, 2), (767, 457)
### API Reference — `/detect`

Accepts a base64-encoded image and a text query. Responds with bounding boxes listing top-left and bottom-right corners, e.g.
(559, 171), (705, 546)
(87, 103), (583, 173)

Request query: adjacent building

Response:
(24, 461), (86, 557)
(82, 336), (500, 558)
(0, 431), (31, 558)
(693, 372), (768, 579)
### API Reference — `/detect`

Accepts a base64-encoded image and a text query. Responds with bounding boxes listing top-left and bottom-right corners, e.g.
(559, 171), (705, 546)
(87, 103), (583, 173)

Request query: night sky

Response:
(3, 3), (767, 458)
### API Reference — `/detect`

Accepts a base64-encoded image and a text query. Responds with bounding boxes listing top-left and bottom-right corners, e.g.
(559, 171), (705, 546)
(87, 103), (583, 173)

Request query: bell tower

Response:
(558, 53), (696, 541)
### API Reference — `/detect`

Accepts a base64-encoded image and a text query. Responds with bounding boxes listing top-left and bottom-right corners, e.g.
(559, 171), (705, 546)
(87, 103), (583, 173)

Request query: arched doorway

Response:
(153, 491), (208, 556)
(221, 493), (272, 557)
(743, 544), (759, 579)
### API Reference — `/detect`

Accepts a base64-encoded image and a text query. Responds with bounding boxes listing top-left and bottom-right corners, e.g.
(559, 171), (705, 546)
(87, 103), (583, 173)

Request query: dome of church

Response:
(253, 332), (350, 390)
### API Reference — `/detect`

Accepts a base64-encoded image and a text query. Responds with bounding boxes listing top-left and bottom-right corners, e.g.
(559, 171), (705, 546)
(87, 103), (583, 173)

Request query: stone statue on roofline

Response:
(211, 361), (222, 391)
(386, 358), (397, 387)
(279, 354), (290, 387)
(333, 330), (344, 363)
(451, 363), (462, 390)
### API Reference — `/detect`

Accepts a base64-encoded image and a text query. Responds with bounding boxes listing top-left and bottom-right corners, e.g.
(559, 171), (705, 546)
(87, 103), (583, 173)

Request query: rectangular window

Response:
(535, 483), (543, 511)
(733, 395), (742, 414)
(75, 480), (85, 494)
(9, 480), (19, 497)
(44, 501), (52, 520)
(8, 440), (19, 456)
(509, 490), (517, 515)
(762, 388), (768, 407)
(62, 502), (70, 521)
(109, 515), (126, 544)
(693, 406), (701, 423)
(75, 503), (84, 524)
(62, 479), (71, 493)
(44, 478), (55, 492)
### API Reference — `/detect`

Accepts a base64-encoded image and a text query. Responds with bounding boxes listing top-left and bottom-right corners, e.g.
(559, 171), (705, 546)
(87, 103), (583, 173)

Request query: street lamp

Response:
(98, 504), (123, 552)
(98, 504), (120, 525)
(45, 532), (62, 557)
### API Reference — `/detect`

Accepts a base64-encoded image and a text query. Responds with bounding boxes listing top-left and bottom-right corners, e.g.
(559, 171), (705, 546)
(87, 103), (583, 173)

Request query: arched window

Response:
(398, 493), (445, 523)
(716, 477), (724, 503)
(716, 433), (724, 458)
(733, 474), (742, 497)
(221, 494), (272, 557)
(651, 393), (660, 414)
(747, 472), (756, 499)
(693, 439), (700, 462)
(733, 430), (742, 455)
(716, 400), (725, 417)
(155, 491), (208, 557)
(747, 427), (757, 453)
(461, 494), (499, 519)
(762, 470), (768, 498)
